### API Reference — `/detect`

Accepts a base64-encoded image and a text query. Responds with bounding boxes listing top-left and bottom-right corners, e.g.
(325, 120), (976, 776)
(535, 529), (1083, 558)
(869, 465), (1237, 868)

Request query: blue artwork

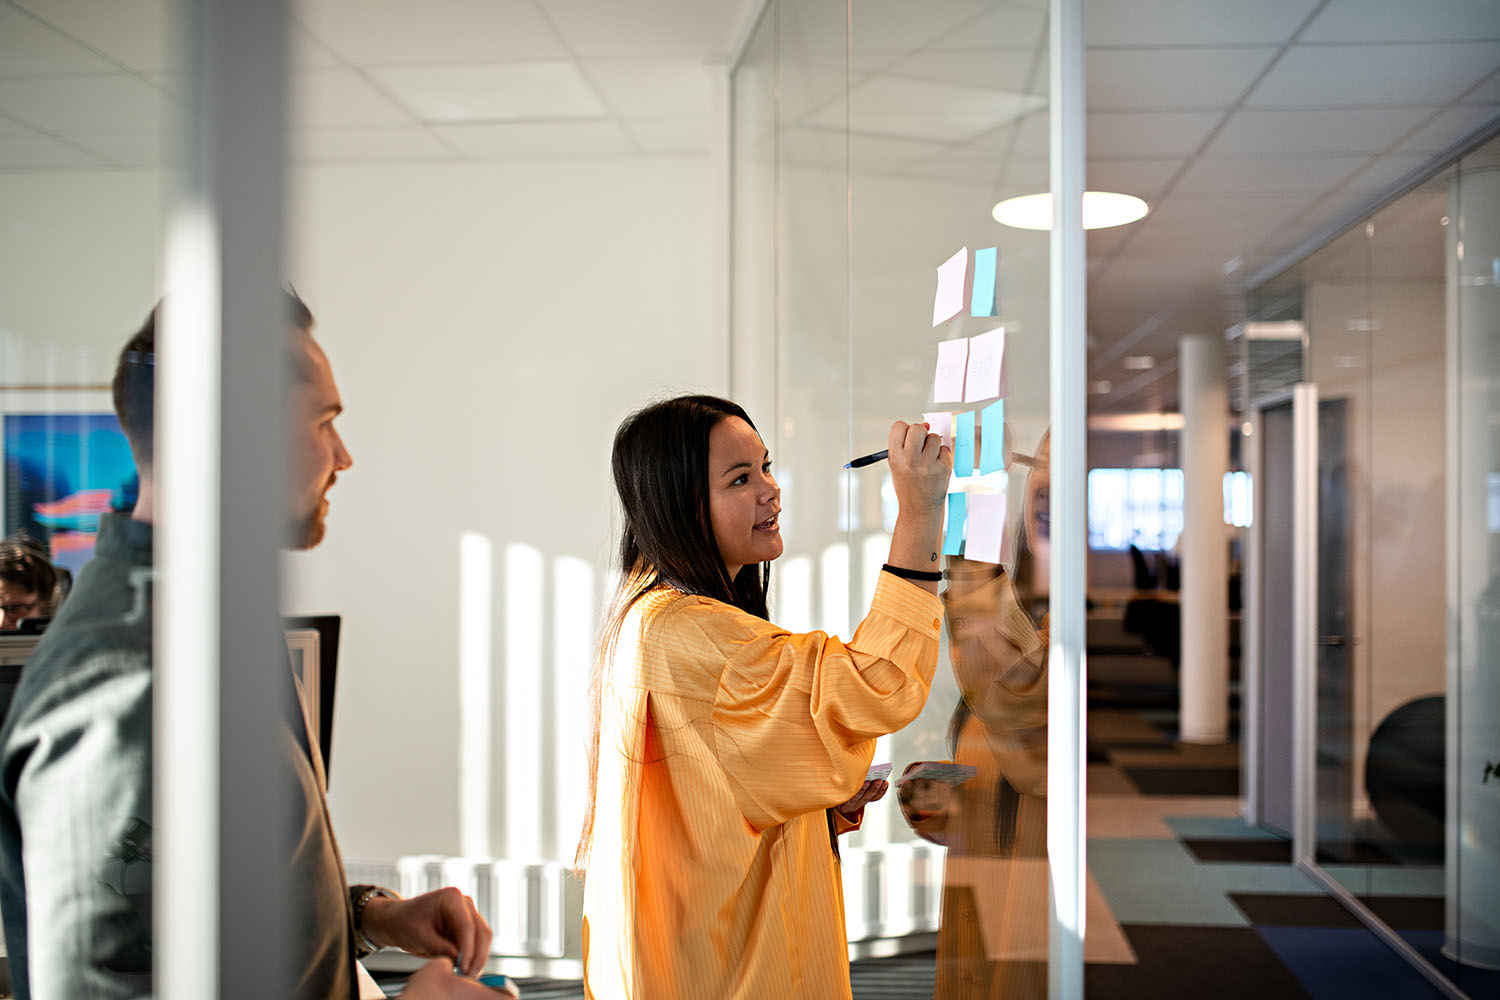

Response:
(3, 412), (138, 577)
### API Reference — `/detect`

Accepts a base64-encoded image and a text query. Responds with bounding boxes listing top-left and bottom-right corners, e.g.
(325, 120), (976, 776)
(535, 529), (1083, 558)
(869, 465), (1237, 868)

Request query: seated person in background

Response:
(578, 396), (950, 1000)
(0, 535), (61, 630)
(0, 297), (502, 1000)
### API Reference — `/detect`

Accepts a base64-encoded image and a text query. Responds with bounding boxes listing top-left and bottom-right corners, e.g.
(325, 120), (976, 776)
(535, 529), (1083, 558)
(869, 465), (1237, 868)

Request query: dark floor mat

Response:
(1120, 766), (1240, 796)
(1185, 838), (1293, 863)
(1230, 892), (1364, 928)
(1085, 925), (1313, 1000)
(1314, 840), (1401, 865)
(1363, 896), (1445, 931)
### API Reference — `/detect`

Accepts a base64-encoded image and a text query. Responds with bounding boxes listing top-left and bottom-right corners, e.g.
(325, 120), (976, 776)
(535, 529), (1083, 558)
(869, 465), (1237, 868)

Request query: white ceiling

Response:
(1, 0), (1497, 414)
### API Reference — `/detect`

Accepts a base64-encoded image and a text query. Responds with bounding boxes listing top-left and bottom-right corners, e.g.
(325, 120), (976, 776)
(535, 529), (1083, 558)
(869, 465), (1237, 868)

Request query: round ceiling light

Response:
(991, 191), (1149, 231)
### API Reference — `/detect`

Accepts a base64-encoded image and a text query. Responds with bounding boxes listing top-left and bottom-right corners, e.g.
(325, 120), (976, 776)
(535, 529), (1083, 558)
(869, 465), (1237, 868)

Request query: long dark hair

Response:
(575, 395), (772, 872)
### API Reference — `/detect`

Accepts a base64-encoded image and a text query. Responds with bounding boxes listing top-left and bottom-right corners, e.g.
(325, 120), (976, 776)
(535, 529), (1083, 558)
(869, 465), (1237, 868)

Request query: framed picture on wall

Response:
(0, 388), (139, 579)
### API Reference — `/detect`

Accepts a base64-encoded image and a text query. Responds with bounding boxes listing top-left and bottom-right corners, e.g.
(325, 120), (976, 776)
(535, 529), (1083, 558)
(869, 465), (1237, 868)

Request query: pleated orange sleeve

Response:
(582, 573), (943, 1000)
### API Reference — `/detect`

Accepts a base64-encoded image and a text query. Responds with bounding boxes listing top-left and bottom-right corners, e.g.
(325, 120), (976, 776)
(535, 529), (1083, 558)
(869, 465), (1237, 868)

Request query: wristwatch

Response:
(352, 885), (398, 957)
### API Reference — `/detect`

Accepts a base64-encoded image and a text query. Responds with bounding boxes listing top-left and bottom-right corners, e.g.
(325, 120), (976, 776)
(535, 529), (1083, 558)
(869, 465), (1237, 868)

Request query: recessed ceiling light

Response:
(1122, 355), (1155, 370)
(1091, 379), (1113, 394)
(991, 191), (1149, 231)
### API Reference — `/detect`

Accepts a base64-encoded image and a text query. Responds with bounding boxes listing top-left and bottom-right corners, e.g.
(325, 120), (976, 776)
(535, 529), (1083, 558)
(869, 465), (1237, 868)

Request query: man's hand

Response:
(401, 958), (518, 999)
(836, 779), (889, 823)
(362, 887), (493, 977)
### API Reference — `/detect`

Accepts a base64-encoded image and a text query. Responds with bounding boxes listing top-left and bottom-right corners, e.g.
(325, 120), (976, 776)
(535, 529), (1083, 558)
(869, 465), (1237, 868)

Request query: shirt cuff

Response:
(870, 572), (945, 637)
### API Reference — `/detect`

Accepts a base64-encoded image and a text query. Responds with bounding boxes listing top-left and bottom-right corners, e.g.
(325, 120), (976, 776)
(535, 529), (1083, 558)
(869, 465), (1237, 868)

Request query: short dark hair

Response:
(0, 534), (57, 605)
(112, 290), (318, 467)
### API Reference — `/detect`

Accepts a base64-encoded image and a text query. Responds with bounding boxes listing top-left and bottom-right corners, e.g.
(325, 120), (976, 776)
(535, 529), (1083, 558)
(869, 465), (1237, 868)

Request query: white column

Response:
(1445, 164), (1500, 970)
(1179, 334), (1230, 744)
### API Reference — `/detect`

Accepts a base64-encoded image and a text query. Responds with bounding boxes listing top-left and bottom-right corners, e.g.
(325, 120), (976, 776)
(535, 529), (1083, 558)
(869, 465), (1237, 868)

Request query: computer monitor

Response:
(0, 634), (43, 731)
(283, 615), (341, 785)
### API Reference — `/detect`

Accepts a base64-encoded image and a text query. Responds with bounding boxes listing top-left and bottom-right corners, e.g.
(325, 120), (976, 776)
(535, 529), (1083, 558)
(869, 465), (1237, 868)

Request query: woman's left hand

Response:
(836, 779), (889, 821)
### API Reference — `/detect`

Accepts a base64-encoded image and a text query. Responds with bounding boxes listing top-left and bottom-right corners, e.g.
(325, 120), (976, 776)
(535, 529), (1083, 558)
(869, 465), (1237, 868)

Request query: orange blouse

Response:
(582, 573), (943, 1000)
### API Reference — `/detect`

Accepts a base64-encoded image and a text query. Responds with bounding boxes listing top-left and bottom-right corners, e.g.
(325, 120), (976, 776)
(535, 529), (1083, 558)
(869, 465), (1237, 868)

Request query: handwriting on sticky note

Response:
(922, 411), (954, 448)
(964, 327), (1005, 403)
(979, 399), (1005, 474)
(964, 491), (1007, 564)
(932, 338), (968, 403)
(954, 410), (976, 477)
(971, 247), (998, 317)
(933, 247), (968, 326)
(944, 492), (967, 556)
(866, 762), (894, 782)
(896, 761), (978, 786)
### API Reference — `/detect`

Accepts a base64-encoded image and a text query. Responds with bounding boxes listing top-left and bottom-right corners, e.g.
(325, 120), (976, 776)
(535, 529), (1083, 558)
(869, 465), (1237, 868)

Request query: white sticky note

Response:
(964, 491), (1007, 564)
(866, 762), (894, 782)
(923, 411), (954, 448)
(932, 338), (969, 403)
(964, 326), (1006, 403)
(932, 247), (968, 326)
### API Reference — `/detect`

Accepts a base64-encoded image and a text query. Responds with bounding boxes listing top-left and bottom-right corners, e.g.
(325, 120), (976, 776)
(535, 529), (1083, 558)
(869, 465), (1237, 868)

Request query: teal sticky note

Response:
(971, 247), (998, 317)
(944, 492), (967, 555)
(979, 399), (1005, 474)
(954, 410), (976, 476)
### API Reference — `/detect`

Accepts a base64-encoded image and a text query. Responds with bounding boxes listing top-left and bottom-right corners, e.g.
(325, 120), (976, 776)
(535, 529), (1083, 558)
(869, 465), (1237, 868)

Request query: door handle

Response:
(1318, 636), (1346, 647)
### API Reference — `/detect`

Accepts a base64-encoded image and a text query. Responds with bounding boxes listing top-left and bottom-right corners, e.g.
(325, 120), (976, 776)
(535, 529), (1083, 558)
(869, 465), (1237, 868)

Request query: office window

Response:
(1088, 469), (1251, 550)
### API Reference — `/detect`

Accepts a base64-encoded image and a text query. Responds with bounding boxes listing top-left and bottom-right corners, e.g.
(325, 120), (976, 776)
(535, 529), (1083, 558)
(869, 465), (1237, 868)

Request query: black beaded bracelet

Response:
(881, 563), (943, 582)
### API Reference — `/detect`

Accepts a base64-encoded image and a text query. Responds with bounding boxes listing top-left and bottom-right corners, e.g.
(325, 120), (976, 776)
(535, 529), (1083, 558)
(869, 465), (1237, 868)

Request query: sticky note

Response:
(933, 247), (968, 326)
(944, 492), (967, 556)
(866, 762), (893, 782)
(979, 399), (1005, 474)
(965, 492), (1007, 564)
(923, 411), (954, 448)
(954, 410), (976, 477)
(932, 337), (969, 403)
(971, 247), (998, 317)
(964, 327), (1006, 403)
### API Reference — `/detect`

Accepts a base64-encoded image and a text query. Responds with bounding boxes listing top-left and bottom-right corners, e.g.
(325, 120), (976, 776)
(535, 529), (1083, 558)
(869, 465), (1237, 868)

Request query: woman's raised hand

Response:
(887, 420), (952, 514)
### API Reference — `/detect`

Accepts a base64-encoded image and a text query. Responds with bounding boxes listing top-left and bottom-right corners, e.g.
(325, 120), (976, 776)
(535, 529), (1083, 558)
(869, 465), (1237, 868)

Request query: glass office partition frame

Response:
(732, 0), (1057, 988)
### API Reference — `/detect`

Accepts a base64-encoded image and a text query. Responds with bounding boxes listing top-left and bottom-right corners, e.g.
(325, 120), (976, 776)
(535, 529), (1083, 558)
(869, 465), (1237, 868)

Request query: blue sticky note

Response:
(944, 492), (967, 555)
(954, 410), (976, 477)
(971, 247), (998, 317)
(979, 399), (1005, 474)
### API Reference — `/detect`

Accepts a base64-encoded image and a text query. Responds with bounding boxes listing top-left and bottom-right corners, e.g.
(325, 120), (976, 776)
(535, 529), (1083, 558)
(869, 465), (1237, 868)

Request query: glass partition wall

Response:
(1246, 129), (1500, 999)
(731, 0), (1060, 990)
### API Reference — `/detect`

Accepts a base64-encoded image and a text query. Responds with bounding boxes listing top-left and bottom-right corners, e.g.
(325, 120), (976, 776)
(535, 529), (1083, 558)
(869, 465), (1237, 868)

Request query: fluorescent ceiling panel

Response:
(296, 0), (568, 63)
(1083, 0), (1321, 46)
(0, 74), (171, 133)
(432, 119), (633, 158)
(1248, 42), (1500, 107)
(1300, 0), (1500, 44)
(582, 59), (714, 118)
(1087, 47), (1278, 109)
(1206, 106), (1437, 157)
(371, 62), (608, 122)
(14, 0), (170, 73)
(809, 76), (1047, 142)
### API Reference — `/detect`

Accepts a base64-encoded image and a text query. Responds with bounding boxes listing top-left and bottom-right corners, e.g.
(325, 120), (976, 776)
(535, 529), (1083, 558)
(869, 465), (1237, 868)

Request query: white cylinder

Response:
(1445, 164), (1500, 969)
(1179, 334), (1230, 743)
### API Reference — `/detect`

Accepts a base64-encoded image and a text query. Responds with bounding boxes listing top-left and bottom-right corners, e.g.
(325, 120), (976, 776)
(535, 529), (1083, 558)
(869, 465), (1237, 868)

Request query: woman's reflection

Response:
(900, 429), (1050, 998)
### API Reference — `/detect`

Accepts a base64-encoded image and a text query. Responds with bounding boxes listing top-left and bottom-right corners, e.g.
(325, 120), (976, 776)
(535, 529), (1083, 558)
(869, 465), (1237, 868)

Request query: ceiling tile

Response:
(0, 74), (171, 133)
(293, 125), (453, 163)
(432, 119), (634, 157)
(1301, 0), (1500, 43)
(1247, 42), (1500, 107)
(1175, 154), (1367, 195)
(583, 59), (714, 118)
(882, 50), (1034, 93)
(1087, 158), (1184, 201)
(1088, 47), (1278, 109)
(295, 68), (414, 128)
(370, 62), (608, 122)
(537, 0), (744, 58)
(291, 27), (342, 69)
(900, 146), (1010, 184)
(1394, 104), (1500, 154)
(0, 132), (104, 170)
(786, 0), (993, 55)
(1332, 152), (1445, 197)
(68, 132), (170, 167)
(15, 0), (171, 73)
(1205, 106), (1437, 157)
(621, 118), (711, 155)
(0, 4), (114, 75)
(1460, 71), (1500, 104)
(1087, 111), (1223, 157)
(808, 75), (1046, 143)
(924, 4), (1048, 51)
(296, 0), (567, 64)
(1084, 0), (1320, 47)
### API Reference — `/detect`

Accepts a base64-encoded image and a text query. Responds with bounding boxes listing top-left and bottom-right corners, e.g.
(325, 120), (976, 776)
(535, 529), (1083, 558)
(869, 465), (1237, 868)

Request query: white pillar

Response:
(1179, 334), (1230, 744)
(1445, 164), (1500, 970)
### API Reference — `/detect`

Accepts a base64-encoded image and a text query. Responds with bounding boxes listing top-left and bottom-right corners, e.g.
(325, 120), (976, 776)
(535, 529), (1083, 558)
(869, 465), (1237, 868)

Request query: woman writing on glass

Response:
(577, 395), (951, 1000)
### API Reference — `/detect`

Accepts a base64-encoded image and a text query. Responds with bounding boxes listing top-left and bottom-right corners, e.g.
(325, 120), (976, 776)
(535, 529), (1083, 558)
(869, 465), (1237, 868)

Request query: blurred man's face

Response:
(0, 580), (42, 629)
(288, 333), (352, 550)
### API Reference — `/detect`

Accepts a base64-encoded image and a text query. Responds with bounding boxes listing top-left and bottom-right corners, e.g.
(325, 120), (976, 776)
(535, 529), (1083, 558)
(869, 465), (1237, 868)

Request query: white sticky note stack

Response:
(964, 327), (1006, 403)
(964, 491), (1007, 564)
(932, 338), (969, 403)
(932, 247), (968, 326)
(922, 410), (955, 448)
